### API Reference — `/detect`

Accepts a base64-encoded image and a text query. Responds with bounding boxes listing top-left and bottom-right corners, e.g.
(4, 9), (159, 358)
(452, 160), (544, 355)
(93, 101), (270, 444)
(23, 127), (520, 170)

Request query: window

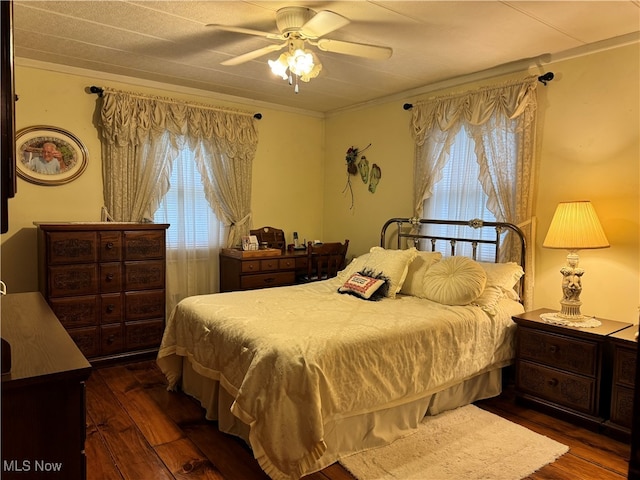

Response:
(153, 146), (220, 249)
(422, 126), (498, 260)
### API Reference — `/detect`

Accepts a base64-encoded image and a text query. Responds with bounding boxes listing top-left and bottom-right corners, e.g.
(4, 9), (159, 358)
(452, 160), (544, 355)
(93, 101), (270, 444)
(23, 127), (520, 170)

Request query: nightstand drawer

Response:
(613, 345), (637, 387)
(517, 360), (596, 413)
(610, 385), (634, 428)
(518, 327), (597, 376)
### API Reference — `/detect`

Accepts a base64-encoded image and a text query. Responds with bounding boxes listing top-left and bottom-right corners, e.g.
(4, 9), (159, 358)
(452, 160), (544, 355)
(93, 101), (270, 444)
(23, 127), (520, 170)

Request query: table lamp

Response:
(542, 201), (609, 322)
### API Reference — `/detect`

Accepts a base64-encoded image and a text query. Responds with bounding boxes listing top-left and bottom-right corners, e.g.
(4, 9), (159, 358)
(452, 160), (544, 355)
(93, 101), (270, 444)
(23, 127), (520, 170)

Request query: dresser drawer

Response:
(241, 272), (295, 290)
(125, 318), (165, 350)
(279, 257), (296, 269)
(517, 360), (595, 414)
(124, 260), (165, 290)
(517, 327), (597, 376)
(46, 231), (97, 264)
(49, 295), (99, 328)
(611, 385), (634, 428)
(101, 324), (124, 355)
(67, 326), (100, 358)
(101, 293), (123, 323)
(613, 346), (637, 387)
(100, 262), (122, 292)
(100, 231), (122, 262)
(241, 260), (261, 273)
(260, 258), (280, 271)
(125, 290), (165, 320)
(48, 264), (98, 297)
(124, 230), (165, 260)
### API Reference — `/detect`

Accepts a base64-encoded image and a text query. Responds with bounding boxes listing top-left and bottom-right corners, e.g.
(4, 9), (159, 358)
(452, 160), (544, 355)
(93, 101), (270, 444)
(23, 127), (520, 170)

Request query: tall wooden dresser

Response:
(35, 222), (169, 363)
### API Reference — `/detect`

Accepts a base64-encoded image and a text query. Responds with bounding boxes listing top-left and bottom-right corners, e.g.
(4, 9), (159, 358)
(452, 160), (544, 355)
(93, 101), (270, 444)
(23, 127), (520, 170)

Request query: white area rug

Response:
(339, 404), (569, 480)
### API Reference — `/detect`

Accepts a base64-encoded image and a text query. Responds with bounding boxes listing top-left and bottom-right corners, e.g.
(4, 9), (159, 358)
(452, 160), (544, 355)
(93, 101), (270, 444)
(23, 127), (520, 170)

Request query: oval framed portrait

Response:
(16, 125), (88, 186)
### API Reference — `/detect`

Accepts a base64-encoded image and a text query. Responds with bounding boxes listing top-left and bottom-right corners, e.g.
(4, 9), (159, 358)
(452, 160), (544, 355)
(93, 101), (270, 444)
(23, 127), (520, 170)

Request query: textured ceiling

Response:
(12, 1), (640, 114)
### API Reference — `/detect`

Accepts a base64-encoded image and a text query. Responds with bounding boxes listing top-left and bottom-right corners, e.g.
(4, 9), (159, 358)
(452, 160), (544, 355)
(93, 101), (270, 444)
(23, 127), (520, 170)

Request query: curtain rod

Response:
(402, 71), (554, 111)
(88, 86), (262, 120)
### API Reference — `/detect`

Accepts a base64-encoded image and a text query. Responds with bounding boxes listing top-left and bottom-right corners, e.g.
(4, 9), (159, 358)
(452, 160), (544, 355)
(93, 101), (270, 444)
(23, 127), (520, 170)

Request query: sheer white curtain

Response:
(411, 76), (538, 308)
(422, 125), (498, 260)
(98, 88), (258, 312)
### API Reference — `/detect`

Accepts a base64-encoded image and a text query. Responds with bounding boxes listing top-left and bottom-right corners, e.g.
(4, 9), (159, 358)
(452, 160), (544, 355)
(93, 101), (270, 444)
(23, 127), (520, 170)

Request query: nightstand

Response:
(604, 325), (638, 441)
(512, 308), (631, 431)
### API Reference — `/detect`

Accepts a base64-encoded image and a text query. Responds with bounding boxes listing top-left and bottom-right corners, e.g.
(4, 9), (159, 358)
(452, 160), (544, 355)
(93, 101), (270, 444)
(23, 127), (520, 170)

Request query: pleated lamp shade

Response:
(543, 201), (610, 250)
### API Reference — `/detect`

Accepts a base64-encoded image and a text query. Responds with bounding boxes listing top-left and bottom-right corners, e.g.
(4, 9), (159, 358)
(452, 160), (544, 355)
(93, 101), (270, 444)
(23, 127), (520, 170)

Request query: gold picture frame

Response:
(16, 125), (88, 186)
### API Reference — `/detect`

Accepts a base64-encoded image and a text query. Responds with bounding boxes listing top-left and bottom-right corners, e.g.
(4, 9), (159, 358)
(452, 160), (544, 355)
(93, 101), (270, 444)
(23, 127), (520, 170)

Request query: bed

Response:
(157, 218), (527, 480)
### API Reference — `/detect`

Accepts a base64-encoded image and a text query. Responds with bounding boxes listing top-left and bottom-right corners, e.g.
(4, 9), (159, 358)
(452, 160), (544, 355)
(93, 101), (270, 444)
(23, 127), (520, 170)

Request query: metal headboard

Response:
(380, 217), (527, 296)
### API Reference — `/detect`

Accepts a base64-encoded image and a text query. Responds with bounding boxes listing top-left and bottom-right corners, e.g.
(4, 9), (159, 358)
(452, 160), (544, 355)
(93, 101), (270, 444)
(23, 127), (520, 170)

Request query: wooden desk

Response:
(219, 248), (309, 292)
(1, 292), (92, 480)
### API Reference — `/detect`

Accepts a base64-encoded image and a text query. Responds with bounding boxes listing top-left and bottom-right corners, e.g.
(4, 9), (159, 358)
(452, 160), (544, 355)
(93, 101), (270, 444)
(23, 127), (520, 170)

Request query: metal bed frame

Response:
(380, 217), (527, 296)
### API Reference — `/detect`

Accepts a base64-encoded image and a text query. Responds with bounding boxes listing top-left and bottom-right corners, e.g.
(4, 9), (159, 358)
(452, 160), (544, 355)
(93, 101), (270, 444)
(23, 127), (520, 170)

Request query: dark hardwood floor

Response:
(86, 360), (631, 480)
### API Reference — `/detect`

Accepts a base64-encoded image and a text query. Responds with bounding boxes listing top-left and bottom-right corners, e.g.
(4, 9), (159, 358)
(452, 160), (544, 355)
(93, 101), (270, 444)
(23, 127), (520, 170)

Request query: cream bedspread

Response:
(157, 278), (522, 480)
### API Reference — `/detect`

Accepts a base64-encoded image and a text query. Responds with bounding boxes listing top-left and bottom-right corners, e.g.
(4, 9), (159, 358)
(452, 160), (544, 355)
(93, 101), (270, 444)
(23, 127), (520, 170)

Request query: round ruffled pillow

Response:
(422, 256), (487, 306)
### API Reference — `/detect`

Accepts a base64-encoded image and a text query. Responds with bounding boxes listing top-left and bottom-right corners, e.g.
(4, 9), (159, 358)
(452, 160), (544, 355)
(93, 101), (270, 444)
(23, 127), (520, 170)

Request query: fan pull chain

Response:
(294, 75), (299, 94)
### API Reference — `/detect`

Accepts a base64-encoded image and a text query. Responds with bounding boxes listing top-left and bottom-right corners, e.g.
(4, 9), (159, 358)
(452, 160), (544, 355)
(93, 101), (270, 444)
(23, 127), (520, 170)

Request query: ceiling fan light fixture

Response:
(268, 54), (289, 80)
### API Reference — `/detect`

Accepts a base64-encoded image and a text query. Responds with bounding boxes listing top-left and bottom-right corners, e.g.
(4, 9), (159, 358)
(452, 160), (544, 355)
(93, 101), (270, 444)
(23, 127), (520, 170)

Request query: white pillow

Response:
(473, 262), (525, 308)
(400, 251), (443, 297)
(336, 253), (371, 284)
(422, 256), (487, 306)
(362, 247), (418, 298)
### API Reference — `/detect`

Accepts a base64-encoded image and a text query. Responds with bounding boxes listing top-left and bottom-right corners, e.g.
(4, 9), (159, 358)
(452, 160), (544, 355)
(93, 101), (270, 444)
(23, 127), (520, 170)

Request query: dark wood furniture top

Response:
(605, 325), (637, 441)
(219, 247), (308, 292)
(513, 308), (631, 431)
(1, 292), (92, 480)
(35, 222), (169, 365)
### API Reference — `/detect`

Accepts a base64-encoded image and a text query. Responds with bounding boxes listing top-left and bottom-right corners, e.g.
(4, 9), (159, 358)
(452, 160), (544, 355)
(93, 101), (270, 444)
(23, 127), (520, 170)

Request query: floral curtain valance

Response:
(410, 76), (538, 146)
(99, 88), (258, 160)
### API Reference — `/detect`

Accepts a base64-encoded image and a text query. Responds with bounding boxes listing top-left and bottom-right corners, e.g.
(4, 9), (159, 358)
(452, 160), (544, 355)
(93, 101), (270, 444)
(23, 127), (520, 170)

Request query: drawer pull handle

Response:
(106, 334), (116, 344)
(548, 345), (558, 354)
(248, 265), (254, 270)
(264, 278), (275, 283)
(106, 273), (114, 281)
(106, 304), (115, 313)
(548, 378), (559, 387)
(106, 242), (114, 250)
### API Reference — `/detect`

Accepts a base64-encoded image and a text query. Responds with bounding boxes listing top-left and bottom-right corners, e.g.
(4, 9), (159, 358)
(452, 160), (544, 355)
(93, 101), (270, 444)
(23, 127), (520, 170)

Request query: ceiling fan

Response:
(207, 6), (392, 91)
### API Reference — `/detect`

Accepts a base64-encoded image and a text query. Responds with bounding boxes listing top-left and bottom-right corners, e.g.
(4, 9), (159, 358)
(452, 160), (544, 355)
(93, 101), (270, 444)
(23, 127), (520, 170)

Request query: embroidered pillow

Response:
(362, 247), (418, 298)
(338, 270), (389, 301)
(400, 251), (443, 297)
(422, 256), (487, 306)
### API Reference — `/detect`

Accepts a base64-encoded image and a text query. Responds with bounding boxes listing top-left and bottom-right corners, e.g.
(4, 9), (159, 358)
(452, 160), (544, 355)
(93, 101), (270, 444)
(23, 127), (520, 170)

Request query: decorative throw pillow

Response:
(400, 251), (443, 297)
(338, 269), (389, 301)
(362, 247), (418, 298)
(422, 256), (487, 306)
(473, 262), (525, 308)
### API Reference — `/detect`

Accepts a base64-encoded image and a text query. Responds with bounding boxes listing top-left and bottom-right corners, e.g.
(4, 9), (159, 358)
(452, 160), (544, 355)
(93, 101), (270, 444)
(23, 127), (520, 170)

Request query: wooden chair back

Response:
(250, 226), (286, 252)
(306, 240), (349, 280)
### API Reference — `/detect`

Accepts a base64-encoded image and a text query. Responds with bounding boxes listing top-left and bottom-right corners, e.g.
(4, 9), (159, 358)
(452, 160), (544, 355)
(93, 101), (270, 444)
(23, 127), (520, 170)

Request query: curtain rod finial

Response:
(537, 72), (554, 86)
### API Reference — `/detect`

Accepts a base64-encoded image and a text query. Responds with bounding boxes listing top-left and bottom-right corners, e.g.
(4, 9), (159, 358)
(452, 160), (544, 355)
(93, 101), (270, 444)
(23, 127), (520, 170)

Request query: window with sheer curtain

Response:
(422, 125), (498, 261)
(153, 146), (228, 313)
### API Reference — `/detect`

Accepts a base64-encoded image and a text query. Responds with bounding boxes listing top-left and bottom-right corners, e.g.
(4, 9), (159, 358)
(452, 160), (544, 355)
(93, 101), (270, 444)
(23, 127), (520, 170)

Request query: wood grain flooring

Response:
(86, 360), (631, 480)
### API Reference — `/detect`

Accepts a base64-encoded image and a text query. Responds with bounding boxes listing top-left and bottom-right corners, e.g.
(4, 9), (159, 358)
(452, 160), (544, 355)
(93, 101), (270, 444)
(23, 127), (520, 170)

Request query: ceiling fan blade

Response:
(315, 39), (392, 60)
(221, 43), (286, 66)
(301, 10), (350, 38)
(207, 24), (282, 40)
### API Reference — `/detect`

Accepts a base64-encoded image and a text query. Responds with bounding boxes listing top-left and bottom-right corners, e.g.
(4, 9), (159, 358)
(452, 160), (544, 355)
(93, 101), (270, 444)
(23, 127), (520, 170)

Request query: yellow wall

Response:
(324, 43), (639, 323)
(1, 65), (325, 292)
(2, 42), (638, 323)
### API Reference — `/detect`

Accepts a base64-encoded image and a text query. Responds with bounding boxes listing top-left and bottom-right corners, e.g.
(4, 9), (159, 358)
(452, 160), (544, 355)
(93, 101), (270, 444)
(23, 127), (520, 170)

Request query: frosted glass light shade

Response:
(543, 201), (609, 250)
